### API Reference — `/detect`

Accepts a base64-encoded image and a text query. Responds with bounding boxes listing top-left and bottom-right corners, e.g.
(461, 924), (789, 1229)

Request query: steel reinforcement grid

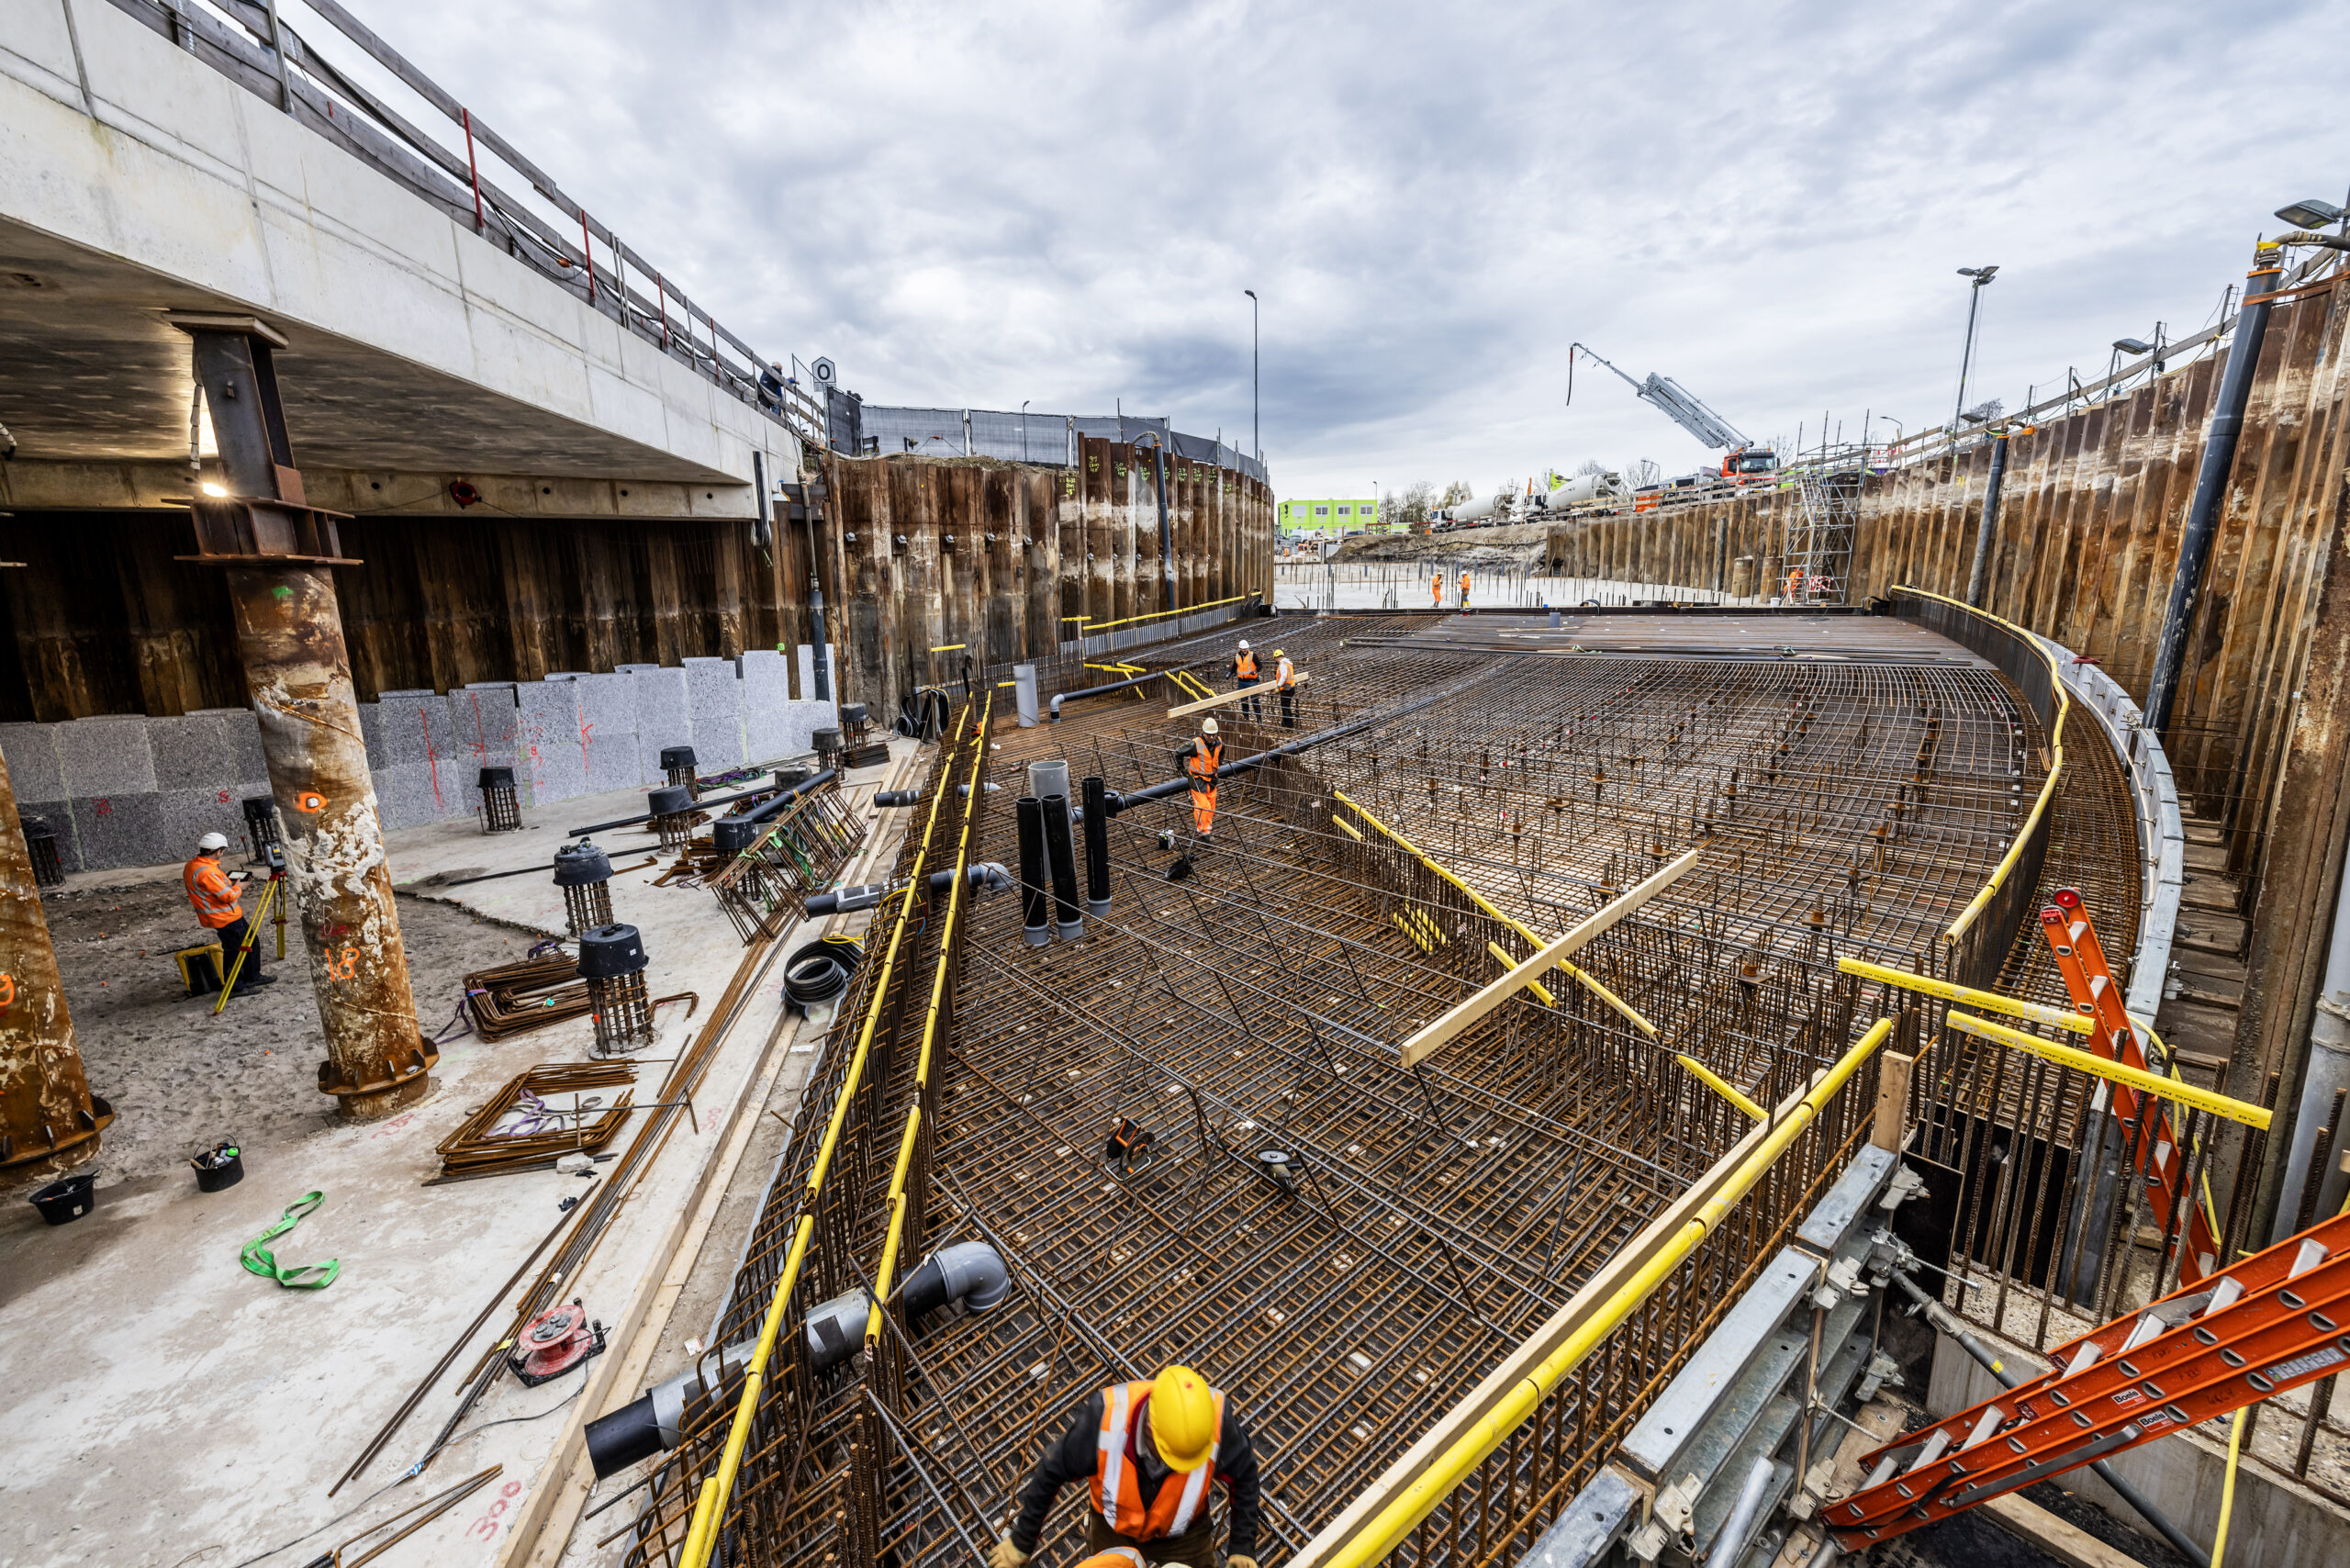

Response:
(603, 603), (2153, 1567)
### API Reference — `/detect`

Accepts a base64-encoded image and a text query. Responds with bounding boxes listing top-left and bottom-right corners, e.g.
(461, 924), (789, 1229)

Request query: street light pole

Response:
(1244, 289), (1259, 462)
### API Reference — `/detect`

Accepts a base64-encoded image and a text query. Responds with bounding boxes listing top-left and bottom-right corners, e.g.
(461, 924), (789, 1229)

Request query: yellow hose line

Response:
(1331, 814), (1364, 842)
(2212, 1407), (2248, 1568)
(1334, 790), (1655, 1036)
(1318, 1019), (1891, 1568)
(677, 705), (981, 1568)
(1837, 956), (2093, 1036)
(1675, 1053), (1765, 1121)
(1080, 591), (1259, 633)
(1487, 941), (1556, 1007)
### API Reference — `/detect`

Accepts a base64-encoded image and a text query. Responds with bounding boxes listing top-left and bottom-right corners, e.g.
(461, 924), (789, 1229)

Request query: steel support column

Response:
(173, 314), (433, 1118)
(0, 747), (111, 1170)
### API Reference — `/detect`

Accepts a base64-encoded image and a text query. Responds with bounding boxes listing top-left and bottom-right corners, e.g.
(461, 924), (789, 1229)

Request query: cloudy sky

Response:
(291, 0), (2345, 501)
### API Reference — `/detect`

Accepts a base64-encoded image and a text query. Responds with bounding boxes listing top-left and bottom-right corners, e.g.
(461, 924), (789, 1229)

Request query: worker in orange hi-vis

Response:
(991, 1363), (1261, 1568)
(184, 830), (274, 997)
(1181, 718), (1223, 841)
(1431, 568), (1443, 609)
(1460, 567), (1472, 612)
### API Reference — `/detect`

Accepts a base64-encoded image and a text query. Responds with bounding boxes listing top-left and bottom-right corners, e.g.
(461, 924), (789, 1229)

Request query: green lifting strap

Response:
(241, 1191), (341, 1290)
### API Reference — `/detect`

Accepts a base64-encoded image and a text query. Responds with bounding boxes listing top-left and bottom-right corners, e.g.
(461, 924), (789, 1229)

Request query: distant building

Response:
(1279, 497), (1385, 537)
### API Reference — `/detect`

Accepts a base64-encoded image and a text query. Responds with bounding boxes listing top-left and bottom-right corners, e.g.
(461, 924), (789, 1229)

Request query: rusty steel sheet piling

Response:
(0, 745), (111, 1171)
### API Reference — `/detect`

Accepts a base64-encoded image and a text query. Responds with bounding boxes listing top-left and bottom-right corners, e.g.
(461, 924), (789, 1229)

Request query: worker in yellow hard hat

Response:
(1271, 648), (1299, 730)
(990, 1364), (1261, 1568)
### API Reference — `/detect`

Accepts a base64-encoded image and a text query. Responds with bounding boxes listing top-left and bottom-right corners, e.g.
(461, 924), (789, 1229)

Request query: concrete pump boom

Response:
(1568, 342), (1751, 451)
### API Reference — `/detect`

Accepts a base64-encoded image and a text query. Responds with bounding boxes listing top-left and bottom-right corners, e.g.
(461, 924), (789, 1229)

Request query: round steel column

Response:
(0, 745), (111, 1171)
(224, 564), (431, 1118)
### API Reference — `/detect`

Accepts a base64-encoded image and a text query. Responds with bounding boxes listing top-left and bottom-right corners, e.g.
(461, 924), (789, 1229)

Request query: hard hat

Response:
(1076, 1550), (1147, 1568)
(1147, 1365), (1218, 1473)
(1200, 717), (1219, 735)
(1237, 639), (1250, 650)
(1272, 649), (1285, 658)
(197, 832), (229, 852)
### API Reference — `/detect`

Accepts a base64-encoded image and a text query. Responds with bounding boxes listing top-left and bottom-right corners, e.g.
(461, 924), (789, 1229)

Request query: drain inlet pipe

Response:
(1888, 1270), (2207, 1566)
(1016, 795), (1050, 946)
(1041, 792), (1084, 940)
(1081, 776), (1112, 917)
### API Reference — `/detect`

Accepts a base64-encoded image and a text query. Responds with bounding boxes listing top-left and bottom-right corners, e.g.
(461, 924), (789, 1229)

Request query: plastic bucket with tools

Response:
(192, 1141), (245, 1193)
(28, 1172), (96, 1226)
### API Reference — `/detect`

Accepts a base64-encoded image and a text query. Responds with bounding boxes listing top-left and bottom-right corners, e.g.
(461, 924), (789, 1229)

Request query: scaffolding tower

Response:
(1785, 462), (1865, 605)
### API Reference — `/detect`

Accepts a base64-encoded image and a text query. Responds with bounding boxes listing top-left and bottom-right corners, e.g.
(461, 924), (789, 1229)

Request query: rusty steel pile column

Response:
(0, 747), (112, 1171)
(174, 315), (432, 1119)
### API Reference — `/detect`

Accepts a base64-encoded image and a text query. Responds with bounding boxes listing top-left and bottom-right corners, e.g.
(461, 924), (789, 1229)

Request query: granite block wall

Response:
(0, 647), (840, 872)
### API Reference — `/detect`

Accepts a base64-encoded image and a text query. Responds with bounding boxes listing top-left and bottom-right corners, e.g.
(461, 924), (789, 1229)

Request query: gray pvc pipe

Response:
(2272, 822), (2350, 1238)
(1711, 1455), (1774, 1566)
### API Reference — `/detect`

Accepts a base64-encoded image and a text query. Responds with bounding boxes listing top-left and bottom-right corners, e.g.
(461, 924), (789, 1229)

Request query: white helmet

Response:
(1201, 717), (1219, 735)
(197, 832), (229, 852)
(1237, 640), (1250, 650)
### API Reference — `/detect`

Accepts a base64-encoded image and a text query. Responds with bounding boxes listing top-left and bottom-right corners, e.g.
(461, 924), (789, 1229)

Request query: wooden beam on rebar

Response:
(1396, 846), (1701, 1066)
(1165, 672), (1309, 718)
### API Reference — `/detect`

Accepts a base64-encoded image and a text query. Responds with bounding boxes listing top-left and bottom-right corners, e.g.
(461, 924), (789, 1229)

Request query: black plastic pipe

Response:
(1040, 793), (1083, 940)
(2146, 244), (2286, 734)
(1016, 795), (1050, 946)
(1081, 776), (1111, 917)
(1964, 431), (2009, 608)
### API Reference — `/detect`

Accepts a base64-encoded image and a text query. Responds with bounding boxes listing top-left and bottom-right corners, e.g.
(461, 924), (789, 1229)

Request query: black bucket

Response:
(29, 1172), (96, 1226)
(193, 1148), (245, 1193)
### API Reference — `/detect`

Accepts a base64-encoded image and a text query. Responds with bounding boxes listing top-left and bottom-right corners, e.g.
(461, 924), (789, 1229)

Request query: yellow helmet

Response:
(1272, 649), (1285, 657)
(1148, 1364), (1218, 1473)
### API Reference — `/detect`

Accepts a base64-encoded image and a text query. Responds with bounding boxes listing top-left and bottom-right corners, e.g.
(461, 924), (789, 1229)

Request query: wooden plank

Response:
(1165, 673), (1308, 719)
(1397, 846), (1702, 1067)
(1978, 1494), (2152, 1568)
(1872, 1049), (1915, 1150)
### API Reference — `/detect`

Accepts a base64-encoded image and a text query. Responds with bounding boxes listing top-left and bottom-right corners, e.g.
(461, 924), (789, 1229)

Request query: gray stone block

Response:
(448, 684), (520, 777)
(149, 712), (239, 791)
(740, 650), (791, 763)
(159, 786), (245, 862)
(375, 762), (454, 831)
(629, 668), (692, 785)
(0, 723), (66, 802)
(778, 700), (835, 760)
(516, 681), (588, 806)
(375, 690), (454, 767)
(72, 790), (169, 870)
(684, 658), (745, 771)
(190, 708), (269, 788)
(358, 700), (386, 768)
(57, 715), (157, 798)
(569, 674), (638, 795)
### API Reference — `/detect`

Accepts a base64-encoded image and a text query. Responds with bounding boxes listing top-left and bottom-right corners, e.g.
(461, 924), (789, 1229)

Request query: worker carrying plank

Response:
(184, 830), (272, 998)
(1231, 639), (1262, 722)
(990, 1364), (1262, 1568)
(1181, 719), (1222, 842)
(1273, 648), (1300, 730)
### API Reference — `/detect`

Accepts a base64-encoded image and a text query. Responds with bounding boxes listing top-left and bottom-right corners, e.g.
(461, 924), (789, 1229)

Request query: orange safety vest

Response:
(184, 855), (243, 929)
(1274, 656), (1296, 690)
(1091, 1381), (1225, 1540)
(1235, 650), (1259, 680)
(1185, 739), (1222, 795)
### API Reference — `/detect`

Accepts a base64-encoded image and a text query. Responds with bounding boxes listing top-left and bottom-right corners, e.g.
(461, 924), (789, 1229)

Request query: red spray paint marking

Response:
(421, 709), (444, 811)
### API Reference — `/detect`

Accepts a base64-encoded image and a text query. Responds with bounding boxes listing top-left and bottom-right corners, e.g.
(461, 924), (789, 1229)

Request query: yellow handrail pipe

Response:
(1676, 1053), (1765, 1121)
(1945, 1011), (2271, 1129)
(1316, 1019), (1893, 1568)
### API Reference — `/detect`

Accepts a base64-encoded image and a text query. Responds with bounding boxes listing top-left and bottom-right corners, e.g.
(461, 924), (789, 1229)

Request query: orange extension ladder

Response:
(2041, 887), (2224, 1287)
(1829, 1206), (2350, 1550)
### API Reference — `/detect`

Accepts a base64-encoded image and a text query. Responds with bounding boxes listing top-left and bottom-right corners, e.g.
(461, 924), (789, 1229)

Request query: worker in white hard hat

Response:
(185, 831), (273, 995)
(1182, 718), (1223, 841)
(991, 1363), (1260, 1568)
(1231, 639), (1262, 722)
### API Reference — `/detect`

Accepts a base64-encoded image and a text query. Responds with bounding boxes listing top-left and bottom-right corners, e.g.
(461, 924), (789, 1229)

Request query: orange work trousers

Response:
(1190, 785), (1216, 837)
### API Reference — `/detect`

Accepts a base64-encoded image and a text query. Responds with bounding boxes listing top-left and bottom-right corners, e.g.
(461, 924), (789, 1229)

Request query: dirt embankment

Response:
(1330, 519), (1552, 570)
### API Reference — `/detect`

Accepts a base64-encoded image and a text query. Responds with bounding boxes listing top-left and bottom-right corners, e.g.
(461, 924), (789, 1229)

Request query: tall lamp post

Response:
(1951, 265), (1999, 450)
(1244, 289), (1259, 462)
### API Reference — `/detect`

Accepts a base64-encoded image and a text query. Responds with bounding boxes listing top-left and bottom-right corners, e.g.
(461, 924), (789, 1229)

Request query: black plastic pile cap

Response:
(576, 924), (648, 980)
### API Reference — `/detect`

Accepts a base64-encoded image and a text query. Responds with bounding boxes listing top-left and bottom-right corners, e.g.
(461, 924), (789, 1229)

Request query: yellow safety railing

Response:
(863, 699), (991, 1345)
(1315, 1019), (1892, 1568)
(1897, 588), (2071, 944)
(1334, 790), (1653, 1036)
(1069, 590), (1260, 635)
(675, 704), (984, 1568)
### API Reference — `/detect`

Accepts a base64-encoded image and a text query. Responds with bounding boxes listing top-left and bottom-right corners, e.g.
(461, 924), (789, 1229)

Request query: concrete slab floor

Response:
(0, 748), (922, 1568)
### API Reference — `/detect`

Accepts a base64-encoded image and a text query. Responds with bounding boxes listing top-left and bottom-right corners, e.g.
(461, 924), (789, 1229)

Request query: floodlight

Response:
(2275, 198), (2344, 230)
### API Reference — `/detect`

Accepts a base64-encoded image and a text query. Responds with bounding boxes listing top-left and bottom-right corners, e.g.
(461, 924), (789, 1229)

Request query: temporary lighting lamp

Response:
(1957, 265), (1999, 284)
(2274, 198), (2344, 230)
(2112, 338), (2154, 355)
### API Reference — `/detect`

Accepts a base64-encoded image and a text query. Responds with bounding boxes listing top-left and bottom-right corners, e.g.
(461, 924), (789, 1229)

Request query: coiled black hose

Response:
(895, 687), (953, 741)
(783, 935), (866, 1014)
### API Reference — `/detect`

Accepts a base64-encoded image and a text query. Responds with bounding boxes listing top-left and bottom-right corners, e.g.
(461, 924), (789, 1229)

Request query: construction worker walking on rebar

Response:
(1183, 719), (1222, 841)
(991, 1363), (1262, 1568)
(1460, 566), (1472, 611)
(1231, 639), (1262, 722)
(1430, 567), (1443, 609)
(1273, 648), (1299, 730)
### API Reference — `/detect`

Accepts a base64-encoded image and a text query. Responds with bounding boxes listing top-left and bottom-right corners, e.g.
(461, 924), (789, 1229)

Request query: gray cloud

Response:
(292, 0), (2345, 497)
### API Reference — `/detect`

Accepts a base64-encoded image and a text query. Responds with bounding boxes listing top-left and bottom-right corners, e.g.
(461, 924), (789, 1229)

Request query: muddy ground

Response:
(11, 873), (543, 1193)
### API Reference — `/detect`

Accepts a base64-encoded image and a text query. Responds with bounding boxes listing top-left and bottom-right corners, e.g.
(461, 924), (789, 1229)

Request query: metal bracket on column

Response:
(162, 311), (363, 566)
(317, 1036), (441, 1100)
